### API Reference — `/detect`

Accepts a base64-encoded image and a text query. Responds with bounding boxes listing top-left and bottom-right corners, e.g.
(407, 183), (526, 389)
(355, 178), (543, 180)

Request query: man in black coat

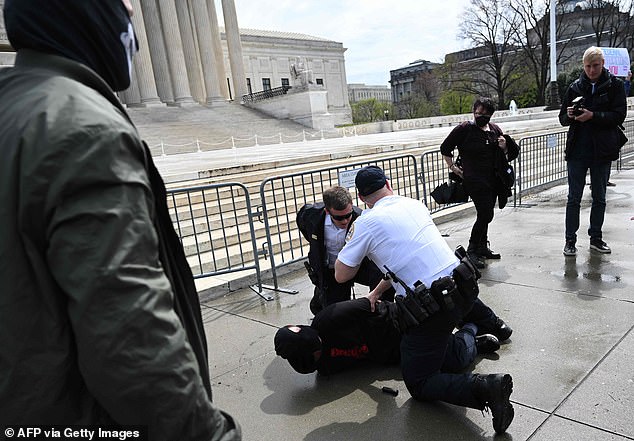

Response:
(559, 46), (626, 257)
(297, 186), (394, 314)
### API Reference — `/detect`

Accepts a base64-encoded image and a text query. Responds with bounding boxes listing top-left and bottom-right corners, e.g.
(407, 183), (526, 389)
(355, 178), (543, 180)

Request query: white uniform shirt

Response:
(337, 195), (459, 296)
(324, 214), (348, 268)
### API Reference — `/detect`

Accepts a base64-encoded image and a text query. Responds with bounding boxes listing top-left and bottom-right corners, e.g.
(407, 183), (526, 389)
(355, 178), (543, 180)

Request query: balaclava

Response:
(3, 0), (138, 91)
(274, 325), (321, 374)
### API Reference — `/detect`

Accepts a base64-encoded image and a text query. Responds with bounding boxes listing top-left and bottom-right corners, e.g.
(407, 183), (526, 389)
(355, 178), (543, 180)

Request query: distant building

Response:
(528, 0), (634, 76)
(234, 28), (351, 125)
(0, 1), (352, 125)
(347, 83), (391, 103)
(389, 59), (440, 103)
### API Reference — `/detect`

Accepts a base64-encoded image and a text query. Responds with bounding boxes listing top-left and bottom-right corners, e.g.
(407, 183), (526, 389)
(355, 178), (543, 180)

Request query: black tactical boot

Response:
(492, 318), (513, 342)
(476, 334), (500, 354)
(474, 374), (514, 434)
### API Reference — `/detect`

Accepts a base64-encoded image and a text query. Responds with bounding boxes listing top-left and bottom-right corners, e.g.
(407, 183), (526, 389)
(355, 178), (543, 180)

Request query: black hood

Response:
(4, 0), (137, 91)
(274, 325), (321, 374)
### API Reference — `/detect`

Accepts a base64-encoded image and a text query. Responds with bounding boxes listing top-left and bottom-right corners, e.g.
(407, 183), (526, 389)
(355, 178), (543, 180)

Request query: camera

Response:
(572, 96), (585, 116)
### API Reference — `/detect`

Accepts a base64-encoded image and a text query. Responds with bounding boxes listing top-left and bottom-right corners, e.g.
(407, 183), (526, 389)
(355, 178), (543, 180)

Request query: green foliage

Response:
(394, 95), (438, 119)
(505, 74), (538, 108)
(351, 98), (393, 124)
(557, 67), (583, 101)
(439, 90), (475, 115)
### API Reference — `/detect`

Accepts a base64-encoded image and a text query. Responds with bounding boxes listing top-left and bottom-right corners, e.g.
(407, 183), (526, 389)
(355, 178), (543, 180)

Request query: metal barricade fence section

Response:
(419, 150), (455, 213)
(259, 155), (420, 289)
(166, 182), (262, 287)
(516, 131), (567, 202)
(620, 119), (634, 168)
(164, 122), (634, 295)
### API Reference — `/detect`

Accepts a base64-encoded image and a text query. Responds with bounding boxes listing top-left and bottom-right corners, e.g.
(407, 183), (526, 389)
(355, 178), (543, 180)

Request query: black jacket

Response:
(296, 202), (362, 291)
(311, 299), (401, 375)
(558, 68), (626, 162)
(440, 121), (519, 209)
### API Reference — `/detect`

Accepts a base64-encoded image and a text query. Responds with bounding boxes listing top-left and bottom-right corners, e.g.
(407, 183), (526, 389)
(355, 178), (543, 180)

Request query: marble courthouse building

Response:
(0, 0), (352, 125)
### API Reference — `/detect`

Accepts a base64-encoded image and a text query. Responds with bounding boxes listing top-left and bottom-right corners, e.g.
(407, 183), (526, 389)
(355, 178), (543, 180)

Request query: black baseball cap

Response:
(355, 165), (388, 196)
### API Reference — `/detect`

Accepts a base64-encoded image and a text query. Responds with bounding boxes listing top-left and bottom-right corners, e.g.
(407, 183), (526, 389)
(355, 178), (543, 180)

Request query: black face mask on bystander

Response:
(475, 115), (491, 127)
(4, 0), (138, 91)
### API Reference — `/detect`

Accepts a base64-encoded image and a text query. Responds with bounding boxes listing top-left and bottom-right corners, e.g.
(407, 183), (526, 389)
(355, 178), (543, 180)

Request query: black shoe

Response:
(492, 318), (513, 341)
(476, 334), (500, 354)
(467, 252), (486, 269)
(476, 242), (501, 259)
(475, 374), (514, 434)
(563, 240), (577, 256)
(607, 181), (616, 187)
(590, 238), (611, 254)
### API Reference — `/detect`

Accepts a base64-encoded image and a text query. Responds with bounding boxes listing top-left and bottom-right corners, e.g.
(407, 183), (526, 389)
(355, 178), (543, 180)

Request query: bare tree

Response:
(450, 0), (524, 108)
(584, 0), (634, 48)
(509, 0), (579, 105)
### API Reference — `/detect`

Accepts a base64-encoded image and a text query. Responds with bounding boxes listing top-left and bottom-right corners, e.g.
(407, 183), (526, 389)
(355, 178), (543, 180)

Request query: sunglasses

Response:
(330, 211), (354, 221)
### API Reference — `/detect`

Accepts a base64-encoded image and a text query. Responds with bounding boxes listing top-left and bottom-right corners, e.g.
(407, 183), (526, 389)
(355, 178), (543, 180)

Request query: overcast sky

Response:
(216, 0), (470, 86)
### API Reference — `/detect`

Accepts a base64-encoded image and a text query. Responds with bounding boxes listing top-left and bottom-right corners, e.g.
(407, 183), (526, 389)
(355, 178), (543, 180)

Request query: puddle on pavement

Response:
(553, 258), (622, 283)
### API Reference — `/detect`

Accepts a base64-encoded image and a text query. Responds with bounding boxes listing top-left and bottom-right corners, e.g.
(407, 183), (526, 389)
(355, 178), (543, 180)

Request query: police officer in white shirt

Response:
(334, 165), (515, 435)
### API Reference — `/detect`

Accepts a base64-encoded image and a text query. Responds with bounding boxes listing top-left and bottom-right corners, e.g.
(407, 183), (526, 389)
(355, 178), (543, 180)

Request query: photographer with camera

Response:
(559, 46), (627, 256)
(333, 166), (515, 435)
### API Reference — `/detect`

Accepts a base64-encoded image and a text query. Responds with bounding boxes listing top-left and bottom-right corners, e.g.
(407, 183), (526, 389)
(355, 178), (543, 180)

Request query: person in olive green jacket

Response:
(0, 1), (240, 440)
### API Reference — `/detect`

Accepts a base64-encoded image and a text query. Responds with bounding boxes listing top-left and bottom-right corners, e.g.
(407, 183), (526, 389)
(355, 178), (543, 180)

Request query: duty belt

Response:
(383, 245), (480, 333)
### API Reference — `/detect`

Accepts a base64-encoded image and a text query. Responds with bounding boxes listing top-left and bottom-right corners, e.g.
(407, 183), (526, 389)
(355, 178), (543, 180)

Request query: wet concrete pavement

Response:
(200, 168), (634, 440)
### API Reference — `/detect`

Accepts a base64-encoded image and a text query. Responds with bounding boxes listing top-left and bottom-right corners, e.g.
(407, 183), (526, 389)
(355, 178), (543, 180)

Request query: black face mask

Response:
(475, 115), (491, 127)
(4, 0), (138, 91)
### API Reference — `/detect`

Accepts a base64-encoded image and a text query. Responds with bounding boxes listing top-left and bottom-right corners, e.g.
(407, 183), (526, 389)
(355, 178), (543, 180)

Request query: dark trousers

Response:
(399, 297), (490, 410)
(462, 298), (499, 334)
(565, 159), (611, 242)
(441, 327), (477, 373)
(466, 180), (497, 250)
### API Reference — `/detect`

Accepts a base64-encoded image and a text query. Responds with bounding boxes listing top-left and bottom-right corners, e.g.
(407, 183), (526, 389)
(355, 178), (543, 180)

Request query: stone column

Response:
(191, 0), (224, 103)
(175, 0), (204, 103)
(129, 0), (162, 106)
(156, 0), (195, 105)
(120, 68), (142, 107)
(206, 0), (230, 99)
(221, 0), (248, 100)
(139, 0), (174, 104)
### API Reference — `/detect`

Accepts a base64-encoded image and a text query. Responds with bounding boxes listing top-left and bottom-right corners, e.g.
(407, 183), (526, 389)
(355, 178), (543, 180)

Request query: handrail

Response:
(242, 85), (292, 104)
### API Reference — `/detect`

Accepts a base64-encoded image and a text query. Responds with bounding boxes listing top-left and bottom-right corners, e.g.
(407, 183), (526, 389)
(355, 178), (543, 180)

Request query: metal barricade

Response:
(259, 155), (420, 290)
(166, 182), (269, 299)
(618, 119), (634, 169)
(419, 150), (465, 214)
(516, 130), (568, 204)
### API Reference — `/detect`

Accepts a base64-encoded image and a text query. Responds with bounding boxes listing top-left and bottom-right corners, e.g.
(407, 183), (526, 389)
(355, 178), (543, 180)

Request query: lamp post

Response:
(545, 0), (561, 110)
(384, 109), (389, 121)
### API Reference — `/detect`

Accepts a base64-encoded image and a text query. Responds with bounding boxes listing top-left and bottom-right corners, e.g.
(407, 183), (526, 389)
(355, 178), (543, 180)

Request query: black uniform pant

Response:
(399, 296), (495, 410)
